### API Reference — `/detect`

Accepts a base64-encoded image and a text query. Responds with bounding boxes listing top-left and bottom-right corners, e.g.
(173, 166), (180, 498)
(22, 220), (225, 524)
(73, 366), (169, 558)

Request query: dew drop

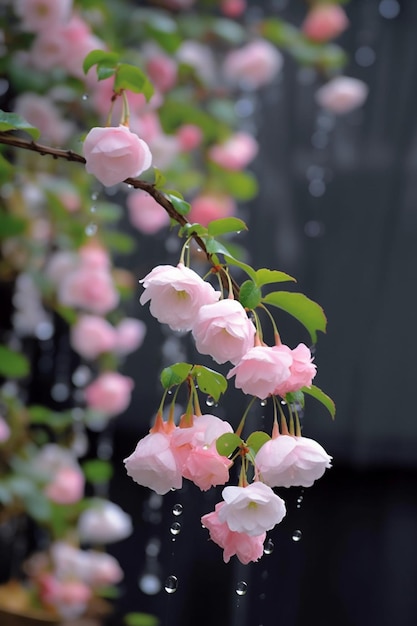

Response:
(235, 581), (248, 596)
(172, 504), (183, 517)
(85, 222), (97, 236)
(91, 192), (98, 201)
(164, 575), (178, 594)
(90, 205), (97, 214)
(260, 399), (267, 407)
(297, 495), (304, 505)
(81, 93), (89, 101)
(170, 522), (181, 536)
(263, 538), (274, 555)
(206, 395), (215, 407)
(139, 573), (161, 595)
(292, 529), (302, 542)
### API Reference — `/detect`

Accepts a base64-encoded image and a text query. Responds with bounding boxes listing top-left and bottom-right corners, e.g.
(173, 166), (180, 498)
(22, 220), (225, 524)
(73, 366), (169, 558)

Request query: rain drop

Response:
(139, 573), (161, 595)
(260, 399), (267, 407)
(164, 575), (178, 594)
(206, 396), (215, 407)
(170, 522), (181, 536)
(235, 581), (248, 596)
(172, 504), (183, 517)
(263, 539), (274, 555)
(292, 529), (302, 542)
(297, 495), (304, 505)
(91, 192), (98, 201)
(85, 222), (97, 236)
(81, 93), (89, 101)
(90, 205), (97, 214)
(72, 365), (92, 387)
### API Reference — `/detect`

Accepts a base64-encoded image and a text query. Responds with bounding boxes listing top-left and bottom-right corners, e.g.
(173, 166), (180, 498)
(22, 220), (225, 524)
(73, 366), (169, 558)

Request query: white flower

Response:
(218, 481), (286, 536)
(78, 500), (133, 544)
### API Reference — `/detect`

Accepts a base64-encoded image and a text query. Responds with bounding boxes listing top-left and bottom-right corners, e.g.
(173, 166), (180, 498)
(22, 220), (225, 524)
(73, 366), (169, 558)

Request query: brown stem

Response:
(0, 132), (240, 297)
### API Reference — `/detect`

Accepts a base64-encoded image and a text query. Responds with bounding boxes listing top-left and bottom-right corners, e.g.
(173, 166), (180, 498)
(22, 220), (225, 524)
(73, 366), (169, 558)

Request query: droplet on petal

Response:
(164, 575), (178, 594)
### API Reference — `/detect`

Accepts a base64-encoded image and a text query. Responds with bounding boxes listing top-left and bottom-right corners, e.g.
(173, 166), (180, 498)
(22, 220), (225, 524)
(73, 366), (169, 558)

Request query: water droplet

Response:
(172, 504), (183, 517)
(85, 222), (97, 236)
(263, 538), (274, 555)
(81, 93), (89, 101)
(164, 575), (178, 594)
(206, 396), (215, 407)
(90, 205), (97, 213)
(167, 389), (173, 395)
(145, 538), (161, 557)
(292, 529), (302, 542)
(35, 321), (54, 341)
(379, 0), (400, 19)
(235, 581), (248, 596)
(170, 522), (181, 536)
(297, 495), (303, 504)
(139, 573), (161, 595)
(50, 382), (70, 402)
(355, 46), (376, 67)
(91, 192), (98, 201)
(148, 493), (163, 510)
(72, 365), (92, 387)
(127, 184), (133, 189)
(260, 399), (267, 407)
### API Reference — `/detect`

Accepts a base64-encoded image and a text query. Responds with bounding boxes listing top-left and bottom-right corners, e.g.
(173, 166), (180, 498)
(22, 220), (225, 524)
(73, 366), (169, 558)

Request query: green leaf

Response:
(239, 280), (262, 309)
(246, 431), (271, 455)
(209, 18), (246, 44)
(262, 291), (327, 343)
(205, 237), (233, 258)
(82, 50), (119, 75)
(214, 168), (258, 201)
(179, 223), (208, 238)
(192, 365), (227, 402)
(0, 212), (27, 238)
(302, 384), (336, 420)
(114, 64), (154, 101)
(28, 406), (73, 430)
(0, 110), (40, 139)
(124, 612), (160, 626)
(222, 254), (257, 281)
(285, 390), (305, 408)
(166, 193), (191, 216)
(143, 13), (182, 53)
(254, 268), (296, 287)
(82, 459), (114, 484)
(153, 168), (166, 189)
(100, 230), (136, 253)
(216, 432), (242, 457)
(97, 64), (117, 81)
(207, 217), (247, 237)
(160, 363), (193, 389)
(0, 346), (30, 378)
(25, 491), (51, 522)
(0, 153), (14, 184)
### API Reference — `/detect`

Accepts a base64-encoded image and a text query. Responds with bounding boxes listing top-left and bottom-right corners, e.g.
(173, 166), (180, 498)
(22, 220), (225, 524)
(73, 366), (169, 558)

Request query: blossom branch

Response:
(0, 132), (239, 296)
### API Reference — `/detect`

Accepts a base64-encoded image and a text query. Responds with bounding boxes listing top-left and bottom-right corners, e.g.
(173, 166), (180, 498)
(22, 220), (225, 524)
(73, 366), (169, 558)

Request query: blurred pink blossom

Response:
(15, 0), (72, 33)
(70, 315), (116, 360)
(77, 500), (133, 544)
(315, 76), (369, 115)
(302, 4), (349, 42)
(202, 502), (266, 564)
(44, 466), (85, 504)
(145, 53), (178, 93)
(38, 574), (92, 621)
(127, 189), (170, 234)
(220, 0), (247, 18)
(58, 265), (119, 314)
(84, 372), (134, 416)
(189, 193), (236, 227)
(208, 132), (258, 171)
(114, 318), (147, 355)
(192, 299), (256, 365)
(223, 39), (283, 89)
(176, 124), (203, 152)
(14, 93), (73, 145)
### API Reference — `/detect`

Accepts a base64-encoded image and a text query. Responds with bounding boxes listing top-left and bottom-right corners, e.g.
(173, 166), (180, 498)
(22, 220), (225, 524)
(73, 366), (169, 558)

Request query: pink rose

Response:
(315, 76), (369, 115)
(70, 315), (116, 360)
(302, 4), (349, 42)
(189, 193), (236, 227)
(274, 343), (316, 396)
(208, 132), (258, 171)
(15, 0), (72, 33)
(44, 466), (85, 505)
(218, 481), (286, 536)
(0, 416), (10, 443)
(127, 189), (170, 234)
(29, 34), (66, 71)
(171, 413), (233, 467)
(227, 345), (292, 399)
(124, 431), (183, 495)
(181, 445), (232, 491)
(223, 39), (283, 89)
(140, 263), (220, 331)
(145, 54), (178, 93)
(192, 299), (256, 364)
(83, 125), (152, 187)
(255, 434), (332, 488)
(84, 372), (134, 416)
(114, 318), (147, 355)
(176, 124), (203, 152)
(58, 266), (119, 314)
(202, 502), (266, 564)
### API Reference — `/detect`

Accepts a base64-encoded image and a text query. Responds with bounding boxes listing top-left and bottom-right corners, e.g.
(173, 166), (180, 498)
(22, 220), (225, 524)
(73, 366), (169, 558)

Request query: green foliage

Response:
(0, 346), (30, 378)
(160, 362), (193, 389)
(246, 431), (271, 455)
(207, 217), (247, 237)
(82, 459), (114, 484)
(166, 193), (191, 216)
(0, 110), (40, 139)
(302, 384), (336, 419)
(0, 212), (27, 238)
(254, 268), (296, 287)
(239, 280), (262, 309)
(124, 613), (160, 626)
(192, 365), (227, 402)
(216, 432), (243, 457)
(262, 291), (327, 343)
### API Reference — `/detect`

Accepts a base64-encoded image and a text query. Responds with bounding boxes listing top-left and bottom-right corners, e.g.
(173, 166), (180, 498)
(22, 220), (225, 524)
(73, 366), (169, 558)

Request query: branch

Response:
(0, 132), (240, 297)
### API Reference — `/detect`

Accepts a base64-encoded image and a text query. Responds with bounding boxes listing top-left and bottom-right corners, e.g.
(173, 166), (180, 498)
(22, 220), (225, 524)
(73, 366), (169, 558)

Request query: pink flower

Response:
(148, 133), (180, 170)
(189, 193), (236, 227)
(0, 417), (10, 443)
(44, 466), (85, 504)
(176, 41), (216, 85)
(315, 76), (369, 115)
(208, 132), (258, 171)
(78, 243), (110, 270)
(59, 16), (105, 79)
(15, 0), (72, 33)
(227, 345), (292, 399)
(83, 125), (152, 187)
(84, 372), (134, 416)
(70, 315), (116, 360)
(127, 189), (170, 234)
(145, 54), (178, 93)
(114, 318), (147, 355)
(176, 124), (203, 152)
(220, 0), (247, 18)
(140, 263), (220, 331)
(202, 502), (265, 564)
(58, 266), (119, 314)
(192, 299), (256, 365)
(218, 481), (286, 536)
(223, 40), (283, 89)
(39, 574), (92, 620)
(302, 4), (349, 42)
(78, 500), (133, 544)
(82, 551), (124, 587)
(14, 93), (73, 145)
(171, 413), (233, 467)
(124, 431), (182, 495)
(274, 343), (316, 396)
(182, 445), (232, 491)
(255, 435), (332, 488)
